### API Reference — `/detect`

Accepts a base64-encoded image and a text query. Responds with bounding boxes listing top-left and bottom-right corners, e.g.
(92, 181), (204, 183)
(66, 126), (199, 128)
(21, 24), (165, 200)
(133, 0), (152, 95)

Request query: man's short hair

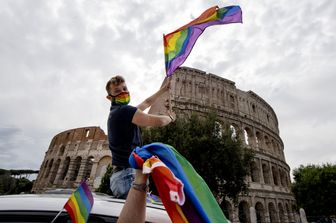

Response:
(106, 75), (125, 94)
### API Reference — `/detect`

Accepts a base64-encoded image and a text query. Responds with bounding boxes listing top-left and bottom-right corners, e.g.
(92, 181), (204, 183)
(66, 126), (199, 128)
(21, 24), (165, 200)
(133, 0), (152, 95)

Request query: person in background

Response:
(106, 75), (175, 199)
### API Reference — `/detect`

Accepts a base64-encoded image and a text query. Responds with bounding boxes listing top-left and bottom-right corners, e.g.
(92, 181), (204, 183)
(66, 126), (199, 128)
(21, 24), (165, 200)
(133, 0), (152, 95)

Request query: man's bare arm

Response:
(132, 109), (173, 127)
(137, 78), (170, 111)
(117, 170), (148, 223)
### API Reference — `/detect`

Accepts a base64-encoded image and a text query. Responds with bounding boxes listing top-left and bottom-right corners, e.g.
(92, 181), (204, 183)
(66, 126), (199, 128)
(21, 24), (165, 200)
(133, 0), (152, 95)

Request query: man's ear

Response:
(106, 95), (112, 101)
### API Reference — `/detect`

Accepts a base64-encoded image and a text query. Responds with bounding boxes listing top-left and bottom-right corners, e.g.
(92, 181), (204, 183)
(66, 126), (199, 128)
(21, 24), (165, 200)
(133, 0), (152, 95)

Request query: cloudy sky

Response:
(0, 0), (335, 175)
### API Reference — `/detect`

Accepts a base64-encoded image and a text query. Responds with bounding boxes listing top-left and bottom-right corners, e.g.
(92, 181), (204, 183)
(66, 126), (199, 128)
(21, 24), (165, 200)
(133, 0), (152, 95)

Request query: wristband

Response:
(131, 182), (148, 192)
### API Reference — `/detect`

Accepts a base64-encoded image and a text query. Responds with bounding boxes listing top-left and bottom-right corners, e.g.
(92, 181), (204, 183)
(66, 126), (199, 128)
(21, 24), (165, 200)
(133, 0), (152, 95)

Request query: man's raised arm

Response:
(136, 78), (171, 111)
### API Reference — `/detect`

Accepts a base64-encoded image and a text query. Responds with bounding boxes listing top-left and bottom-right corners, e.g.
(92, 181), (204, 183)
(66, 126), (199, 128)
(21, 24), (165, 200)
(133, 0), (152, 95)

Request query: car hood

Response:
(0, 193), (171, 223)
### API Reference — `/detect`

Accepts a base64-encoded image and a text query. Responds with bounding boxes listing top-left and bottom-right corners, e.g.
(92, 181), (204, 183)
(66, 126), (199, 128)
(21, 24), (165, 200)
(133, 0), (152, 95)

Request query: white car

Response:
(0, 192), (171, 223)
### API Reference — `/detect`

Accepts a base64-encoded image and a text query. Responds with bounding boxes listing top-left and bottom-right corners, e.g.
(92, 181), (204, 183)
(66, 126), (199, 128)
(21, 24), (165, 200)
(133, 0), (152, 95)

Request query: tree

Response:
(14, 178), (33, 194)
(0, 169), (34, 194)
(142, 112), (254, 202)
(0, 169), (16, 195)
(291, 164), (336, 219)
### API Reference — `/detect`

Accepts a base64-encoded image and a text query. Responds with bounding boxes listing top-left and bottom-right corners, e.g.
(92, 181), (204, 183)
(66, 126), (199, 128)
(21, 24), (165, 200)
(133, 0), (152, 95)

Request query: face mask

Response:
(112, 92), (130, 105)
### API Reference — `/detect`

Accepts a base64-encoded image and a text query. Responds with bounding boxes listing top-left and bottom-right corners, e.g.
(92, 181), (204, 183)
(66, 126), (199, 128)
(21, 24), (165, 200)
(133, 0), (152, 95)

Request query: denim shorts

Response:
(110, 168), (135, 199)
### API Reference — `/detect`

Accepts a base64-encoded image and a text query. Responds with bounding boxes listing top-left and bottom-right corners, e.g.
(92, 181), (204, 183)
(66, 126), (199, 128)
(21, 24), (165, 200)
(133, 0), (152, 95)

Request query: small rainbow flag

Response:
(64, 181), (94, 223)
(164, 5), (242, 76)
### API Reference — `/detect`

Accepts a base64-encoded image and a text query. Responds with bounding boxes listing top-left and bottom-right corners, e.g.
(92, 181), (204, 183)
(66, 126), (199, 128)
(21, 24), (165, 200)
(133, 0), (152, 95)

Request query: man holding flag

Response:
(105, 75), (175, 199)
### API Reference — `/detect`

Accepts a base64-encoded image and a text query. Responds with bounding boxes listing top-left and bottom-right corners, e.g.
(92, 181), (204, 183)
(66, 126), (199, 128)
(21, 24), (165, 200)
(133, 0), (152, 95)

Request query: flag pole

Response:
(163, 33), (172, 114)
(165, 74), (172, 113)
(50, 208), (64, 223)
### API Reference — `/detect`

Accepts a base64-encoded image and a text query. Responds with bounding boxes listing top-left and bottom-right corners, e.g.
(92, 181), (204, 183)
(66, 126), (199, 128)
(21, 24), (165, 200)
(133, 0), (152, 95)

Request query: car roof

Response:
(0, 193), (171, 223)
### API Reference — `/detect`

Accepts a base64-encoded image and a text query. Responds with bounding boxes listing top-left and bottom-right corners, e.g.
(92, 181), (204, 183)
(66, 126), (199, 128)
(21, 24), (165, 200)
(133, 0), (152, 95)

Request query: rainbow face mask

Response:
(112, 92), (130, 105)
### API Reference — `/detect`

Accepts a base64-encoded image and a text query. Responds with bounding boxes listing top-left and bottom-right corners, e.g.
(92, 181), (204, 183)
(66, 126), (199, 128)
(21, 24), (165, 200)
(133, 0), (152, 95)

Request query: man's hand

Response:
(160, 77), (171, 93)
(137, 77), (171, 111)
(134, 169), (149, 185)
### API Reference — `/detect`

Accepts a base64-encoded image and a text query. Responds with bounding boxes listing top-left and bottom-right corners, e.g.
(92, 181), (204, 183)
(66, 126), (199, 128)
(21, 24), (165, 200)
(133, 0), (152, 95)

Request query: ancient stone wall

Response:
(149, 67), (298, 223)
(32, 126), (111, 192)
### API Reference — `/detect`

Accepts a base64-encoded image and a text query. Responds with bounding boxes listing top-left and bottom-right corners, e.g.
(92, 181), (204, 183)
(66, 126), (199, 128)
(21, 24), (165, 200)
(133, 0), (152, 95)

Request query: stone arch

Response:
(45, 159), (54, 178)
(251, 103), (256, 113)
(93, 156), (112, 188)
(273, 141), (280, 155)
(286, 203), (292, 222)
(268, 202), (277, 223)
(277, 143), (282, 154)
(280, 169), (287, 187)
(60, 157), (70, 180)
(230, 124), (238, 140)
(238, 200), (250, 223)
(255, 202), (265, 223)
(188, 79), (192, 95)
(180, 78), (187, 96)
(85, 129), (90, 138)
(244, 127), (253, 146)
(41, 160), (49, 179)
(229, 94), (235, 108)
(70, 156), (82, 181)
(97, 156), (111, 176)
(271, 139), (276, 154)
(49, 159), (61, 184)
(214, 121), (223, 138)
(278, 169), (283, 186)
(59, 145), (65, 156)
(262, 162), (271, 184)
(264, 136), (271, 152)
(272, 166), (279, 186)
(278, 203), (286, 223)
(84, 156), (94, 180)
(250, 161), (260, 183)
(220, 200), (233, 222)
(255, 131), (262, 149)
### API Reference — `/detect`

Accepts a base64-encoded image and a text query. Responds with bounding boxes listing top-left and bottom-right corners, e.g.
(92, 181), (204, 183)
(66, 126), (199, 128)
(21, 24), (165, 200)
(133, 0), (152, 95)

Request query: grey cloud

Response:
(0, 126), (49, 169)
(0, 0), (335, 172)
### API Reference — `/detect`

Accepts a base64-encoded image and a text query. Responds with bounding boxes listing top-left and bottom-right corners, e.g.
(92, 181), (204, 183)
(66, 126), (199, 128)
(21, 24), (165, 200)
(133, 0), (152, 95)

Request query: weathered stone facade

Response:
(32, 126), (111, 192)
(33, 66), (299, 222)
(149, 67), (299, 223)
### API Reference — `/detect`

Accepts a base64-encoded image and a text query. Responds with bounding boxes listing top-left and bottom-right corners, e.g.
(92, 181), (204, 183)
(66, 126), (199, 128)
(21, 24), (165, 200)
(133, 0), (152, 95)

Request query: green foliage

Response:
(14, 178), (33, 194)
(142, 112), (254, 202)
(0, 169), (34, 195)
(96, 164), (113, 195)
(292, 163), (336, 218)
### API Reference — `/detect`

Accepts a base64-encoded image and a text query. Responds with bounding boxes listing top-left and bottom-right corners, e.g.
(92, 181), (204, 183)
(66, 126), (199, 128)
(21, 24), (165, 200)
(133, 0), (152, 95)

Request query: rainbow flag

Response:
(164, 5), (242, 76)
(129, 143), (229, 223)
(64, 181), (94, 223)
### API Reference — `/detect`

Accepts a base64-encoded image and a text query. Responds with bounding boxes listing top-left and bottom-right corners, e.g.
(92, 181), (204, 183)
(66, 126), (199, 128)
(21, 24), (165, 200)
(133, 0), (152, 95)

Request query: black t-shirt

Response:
(107, 105), (141, 167)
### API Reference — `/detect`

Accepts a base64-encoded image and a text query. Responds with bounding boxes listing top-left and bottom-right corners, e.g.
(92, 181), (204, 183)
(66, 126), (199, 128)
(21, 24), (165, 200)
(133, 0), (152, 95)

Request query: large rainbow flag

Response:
(129, 143), (229, 223)
(164, 5), (242, 76)
(64, 181), (94, 223)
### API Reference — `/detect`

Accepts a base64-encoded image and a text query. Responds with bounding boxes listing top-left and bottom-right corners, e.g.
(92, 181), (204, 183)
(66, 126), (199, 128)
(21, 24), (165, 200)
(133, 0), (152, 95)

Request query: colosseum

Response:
(32, 126), (111, 192)
(33, 66), (299, 223)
